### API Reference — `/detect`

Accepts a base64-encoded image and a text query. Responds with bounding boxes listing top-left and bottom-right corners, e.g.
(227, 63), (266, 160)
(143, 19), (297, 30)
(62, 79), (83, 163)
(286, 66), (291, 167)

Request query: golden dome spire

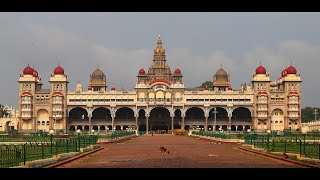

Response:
(157, 34), (162, 48)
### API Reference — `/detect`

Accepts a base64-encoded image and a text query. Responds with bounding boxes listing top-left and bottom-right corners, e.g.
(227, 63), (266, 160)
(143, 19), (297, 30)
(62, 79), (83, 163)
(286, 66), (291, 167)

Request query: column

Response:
(182, 115), (185, 130)
(111, 115), (115, 132)
(228, 114), (232, 128)
(146, 116), (149, 134)
(205, 115), (208, 131)
(121, 126), (123, 130)
(171, 116), (174, 131)
(88, 115), (92, 133)
(135, 116), (138, 131)
(267, 116), (271, 130)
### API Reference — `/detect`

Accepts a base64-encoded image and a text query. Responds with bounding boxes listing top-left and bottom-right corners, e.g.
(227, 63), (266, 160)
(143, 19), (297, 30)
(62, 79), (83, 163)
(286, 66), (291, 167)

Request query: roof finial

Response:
(220, 64), (223, 68)
(260, 60), (262, 66)
(57, 56), (60, 66)
(157, 34), (162, 48)
(290, 58), (293, 66)
(97, 64), (99, 69)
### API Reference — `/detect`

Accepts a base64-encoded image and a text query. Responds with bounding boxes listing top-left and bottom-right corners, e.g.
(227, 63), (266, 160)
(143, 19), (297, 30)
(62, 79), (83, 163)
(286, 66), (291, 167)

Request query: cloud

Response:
(0, 15), (319, 108)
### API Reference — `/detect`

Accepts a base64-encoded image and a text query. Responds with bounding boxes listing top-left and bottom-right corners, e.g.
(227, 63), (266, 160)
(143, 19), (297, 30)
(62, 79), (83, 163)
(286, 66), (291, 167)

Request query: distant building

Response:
(0, 105), (19, 132)
(18, 35), (302, 133)
(302, 121), (320, 132)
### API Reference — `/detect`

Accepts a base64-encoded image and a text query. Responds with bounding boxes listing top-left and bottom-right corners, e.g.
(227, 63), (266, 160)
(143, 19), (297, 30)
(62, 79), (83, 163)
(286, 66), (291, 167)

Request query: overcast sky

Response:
(0, 12), (319, 108)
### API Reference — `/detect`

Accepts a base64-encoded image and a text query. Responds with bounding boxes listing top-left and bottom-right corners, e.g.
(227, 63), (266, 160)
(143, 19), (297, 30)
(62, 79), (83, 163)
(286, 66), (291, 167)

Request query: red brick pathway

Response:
(57, 134), (299, 168)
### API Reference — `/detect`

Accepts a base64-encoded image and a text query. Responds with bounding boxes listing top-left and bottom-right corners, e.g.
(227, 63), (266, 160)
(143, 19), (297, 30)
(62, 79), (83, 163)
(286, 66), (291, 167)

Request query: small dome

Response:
(215, 68), (228, 81)
(281, 67), (287, 77)
(91, 68), (106, 81)
(76, 82), (82, 89)
(33, 69), (38, 77)
(88, 87), (93, 91)
(138, 69), (145, 75)
(174, 68), (181, 75)
(204, 85), (209, 90)
(286, 65), (297, 74)
(23, 65), (34, 75)
(255, 65), (266, 74)
(228, 87), (232, 90)
(111, 87), (116, 91)
(54, 65), (64, 75)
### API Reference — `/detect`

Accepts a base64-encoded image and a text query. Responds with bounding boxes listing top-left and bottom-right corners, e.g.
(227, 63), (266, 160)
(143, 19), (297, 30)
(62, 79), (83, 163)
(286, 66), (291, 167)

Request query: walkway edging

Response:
(238, 146), (319, 168)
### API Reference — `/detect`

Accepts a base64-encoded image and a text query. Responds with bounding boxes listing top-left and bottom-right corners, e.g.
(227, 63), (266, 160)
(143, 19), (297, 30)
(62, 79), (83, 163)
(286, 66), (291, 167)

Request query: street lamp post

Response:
(53, 111), (56, 134)
(313, 109), (318, 121)
(228, 126), (231, 139)
(49, 130), (54, 156)
(267, 129), (271, 152)
(212, 107), (218, 132)
(77, 129), (81, 151)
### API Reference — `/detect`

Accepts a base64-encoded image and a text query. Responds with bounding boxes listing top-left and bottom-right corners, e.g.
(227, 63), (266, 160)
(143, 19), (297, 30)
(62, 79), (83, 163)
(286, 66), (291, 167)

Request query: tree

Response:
(0, 104), (9, 118)
(301, 107), (320, 122)
(199, 81), (213, 88)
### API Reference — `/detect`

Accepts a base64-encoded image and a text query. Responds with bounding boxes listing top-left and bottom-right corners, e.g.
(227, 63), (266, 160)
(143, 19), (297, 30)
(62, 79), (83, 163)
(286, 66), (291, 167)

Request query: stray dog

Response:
(160, 146), (170, 154)
(282, 153), (289, 159)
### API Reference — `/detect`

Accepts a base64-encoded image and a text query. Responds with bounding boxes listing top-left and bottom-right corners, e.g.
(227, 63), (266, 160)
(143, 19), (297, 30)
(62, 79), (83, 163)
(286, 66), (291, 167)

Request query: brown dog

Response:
(282, 153), (289, 159)
(160, 146), (170, 154)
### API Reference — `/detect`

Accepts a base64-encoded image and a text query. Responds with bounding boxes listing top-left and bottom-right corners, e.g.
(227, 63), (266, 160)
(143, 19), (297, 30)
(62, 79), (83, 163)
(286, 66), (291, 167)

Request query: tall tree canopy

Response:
(199, 81), (213, 88)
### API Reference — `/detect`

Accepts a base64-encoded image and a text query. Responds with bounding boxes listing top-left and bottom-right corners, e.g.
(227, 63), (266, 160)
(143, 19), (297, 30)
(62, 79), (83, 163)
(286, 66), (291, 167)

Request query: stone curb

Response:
(97, 135), (138, 144)
(190, 135), (244, 144)
(238, 146), (320, 168)
(43, 147), (104, 168)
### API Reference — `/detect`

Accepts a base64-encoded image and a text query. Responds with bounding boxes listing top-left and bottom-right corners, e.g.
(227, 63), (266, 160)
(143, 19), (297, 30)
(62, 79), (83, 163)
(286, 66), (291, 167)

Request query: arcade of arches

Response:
(67, 106), (252, 132)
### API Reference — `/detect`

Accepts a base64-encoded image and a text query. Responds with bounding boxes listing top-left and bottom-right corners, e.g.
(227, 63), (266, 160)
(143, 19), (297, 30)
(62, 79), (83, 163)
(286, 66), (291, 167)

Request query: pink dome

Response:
(23, 65), (34, 75)
(54, 65), (64, 75)
(255, 65), (266, 74)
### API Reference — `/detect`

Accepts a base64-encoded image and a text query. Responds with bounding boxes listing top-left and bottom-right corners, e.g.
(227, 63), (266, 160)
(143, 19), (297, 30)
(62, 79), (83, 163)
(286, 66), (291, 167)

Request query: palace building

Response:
(18, 36), (302, 133)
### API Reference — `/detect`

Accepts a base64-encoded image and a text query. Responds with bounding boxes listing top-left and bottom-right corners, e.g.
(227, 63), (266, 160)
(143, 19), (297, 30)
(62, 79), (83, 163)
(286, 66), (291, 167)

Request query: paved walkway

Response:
(58, 134), (299, 168)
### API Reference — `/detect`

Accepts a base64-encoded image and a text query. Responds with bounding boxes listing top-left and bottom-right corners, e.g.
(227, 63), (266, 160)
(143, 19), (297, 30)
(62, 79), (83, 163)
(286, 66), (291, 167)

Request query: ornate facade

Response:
(18, 36), (302, 133)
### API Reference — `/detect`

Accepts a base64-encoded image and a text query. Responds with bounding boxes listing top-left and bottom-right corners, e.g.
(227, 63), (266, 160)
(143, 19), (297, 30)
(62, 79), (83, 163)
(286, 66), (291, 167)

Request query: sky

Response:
(0, 12), (319, 108)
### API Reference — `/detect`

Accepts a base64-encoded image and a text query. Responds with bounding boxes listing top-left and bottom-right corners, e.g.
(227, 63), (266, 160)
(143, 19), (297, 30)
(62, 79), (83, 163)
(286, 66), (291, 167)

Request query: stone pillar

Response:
(228, 114), (232, 128)
(171, 116), (174, 131)
(205, 115), (208, 131)
(181, 115), (185, 130)
(146, 116), (149, 134)
(88, 116), (92, 133)
(135, 116), (138, 131)
(111, 115), (115, 132)
(121, 126), (123, 130)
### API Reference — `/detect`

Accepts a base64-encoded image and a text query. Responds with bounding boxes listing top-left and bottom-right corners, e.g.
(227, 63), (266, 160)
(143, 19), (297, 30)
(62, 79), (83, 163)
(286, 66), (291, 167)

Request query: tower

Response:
(18, 65), (40, 131)
(49, 65), (68, 131)
(172, 68), (183, 84)
(252, 64), (271, 131)
(147, 35), (172, 81)
(213, 65), (230, 91)
(88, 68), (107, 92)
(280, 64), (302, 131)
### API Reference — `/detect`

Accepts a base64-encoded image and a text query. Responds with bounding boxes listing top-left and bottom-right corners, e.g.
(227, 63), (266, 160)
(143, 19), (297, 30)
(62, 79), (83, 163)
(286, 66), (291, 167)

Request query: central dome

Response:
(215, 68), (228, 81)
(91, 68), (105, 80)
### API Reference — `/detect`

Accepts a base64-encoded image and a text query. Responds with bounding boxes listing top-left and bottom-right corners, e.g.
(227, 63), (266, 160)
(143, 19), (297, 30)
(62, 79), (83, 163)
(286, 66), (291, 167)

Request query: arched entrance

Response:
(174, 109), (182, 129)
(149, 107), (171, 131)
(138, 109), (146, 131)
(37, 109), (49, 132)
(209, 107), (228, 130)
(69, 126), (75, 131)
(232, 107), (252, 130)
(69, 107), (88, 120)
(115, 107), (135, 130)
(271, 109), (284, 131)
(185, 107), (205, 127)
(5, 121), (14, 132)
(92, 107), (112, 127)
